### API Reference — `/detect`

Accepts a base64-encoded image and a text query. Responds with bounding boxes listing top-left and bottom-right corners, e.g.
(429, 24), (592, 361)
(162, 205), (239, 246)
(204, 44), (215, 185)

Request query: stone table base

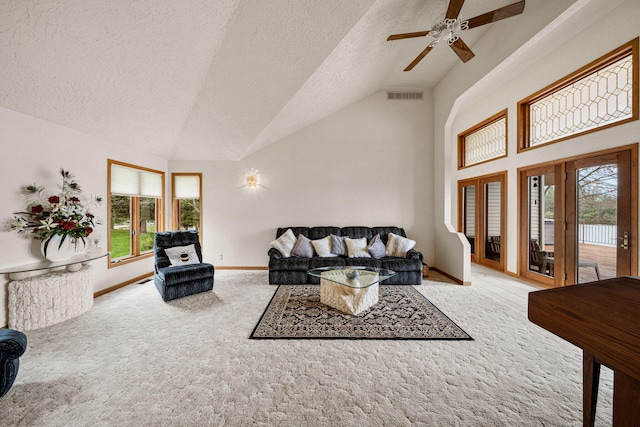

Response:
(320, 278), (379, 315)
(8, 265), (93, 331)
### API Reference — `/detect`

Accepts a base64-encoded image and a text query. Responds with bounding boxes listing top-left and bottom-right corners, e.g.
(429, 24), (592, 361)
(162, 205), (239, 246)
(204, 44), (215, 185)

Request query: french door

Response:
(565, 148), (636, 284)
(520, 145), (637, 286)
(459, 172), (507, 271)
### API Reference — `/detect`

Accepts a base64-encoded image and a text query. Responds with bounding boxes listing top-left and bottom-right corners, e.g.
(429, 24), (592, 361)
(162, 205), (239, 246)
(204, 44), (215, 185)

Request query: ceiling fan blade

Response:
(404, 45), (435, 72)
(445, 0), (465, 20)
(387, 31), (431, 41)
(450, 38), (475, 63)
(466, 0), (525, 29)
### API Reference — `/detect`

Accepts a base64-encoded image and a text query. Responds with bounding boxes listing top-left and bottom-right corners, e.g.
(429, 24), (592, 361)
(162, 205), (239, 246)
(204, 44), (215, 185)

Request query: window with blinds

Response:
(172, 173), (202, 233)
(111, 163), (163, 197)
(108, 160), (164, 266)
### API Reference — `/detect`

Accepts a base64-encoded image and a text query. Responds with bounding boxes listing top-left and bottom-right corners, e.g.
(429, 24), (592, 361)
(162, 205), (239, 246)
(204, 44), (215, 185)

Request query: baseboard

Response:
(215, 266), (268, 270)
(94, 272), (153, 298)
(430, 267), (466, 286)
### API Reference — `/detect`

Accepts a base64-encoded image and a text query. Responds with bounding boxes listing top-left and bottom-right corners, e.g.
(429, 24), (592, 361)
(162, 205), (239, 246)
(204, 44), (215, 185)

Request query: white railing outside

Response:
(578, 224), (617, 247)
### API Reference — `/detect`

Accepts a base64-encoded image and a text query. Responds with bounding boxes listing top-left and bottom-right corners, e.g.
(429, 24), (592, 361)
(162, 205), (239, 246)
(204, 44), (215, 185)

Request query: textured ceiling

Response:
(1, 0), (533, 161)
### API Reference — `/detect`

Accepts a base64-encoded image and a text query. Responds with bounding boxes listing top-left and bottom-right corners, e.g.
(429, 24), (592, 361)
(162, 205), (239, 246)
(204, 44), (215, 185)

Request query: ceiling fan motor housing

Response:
(430, 18), (469, 47)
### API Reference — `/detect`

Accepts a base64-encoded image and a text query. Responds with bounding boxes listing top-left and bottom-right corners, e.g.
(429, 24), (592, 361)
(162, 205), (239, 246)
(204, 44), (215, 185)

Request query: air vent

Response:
(387, 91), (424, 100)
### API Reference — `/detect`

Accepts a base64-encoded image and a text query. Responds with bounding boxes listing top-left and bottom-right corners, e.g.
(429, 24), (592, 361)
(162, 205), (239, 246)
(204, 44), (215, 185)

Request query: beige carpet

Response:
(1, 270), (613, 426)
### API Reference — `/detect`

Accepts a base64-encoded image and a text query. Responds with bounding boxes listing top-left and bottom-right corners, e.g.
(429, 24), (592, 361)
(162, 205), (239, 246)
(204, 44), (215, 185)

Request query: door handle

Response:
(619, 231), (629, 250)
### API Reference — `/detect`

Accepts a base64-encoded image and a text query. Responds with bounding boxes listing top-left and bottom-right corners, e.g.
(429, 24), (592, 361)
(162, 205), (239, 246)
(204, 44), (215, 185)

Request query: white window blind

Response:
(174, 175), (201, 199)
(111, 164), (163, 198)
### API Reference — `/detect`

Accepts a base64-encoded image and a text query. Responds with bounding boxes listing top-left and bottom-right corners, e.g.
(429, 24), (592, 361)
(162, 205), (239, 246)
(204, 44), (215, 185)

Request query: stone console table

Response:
(0, 251), (108, 331)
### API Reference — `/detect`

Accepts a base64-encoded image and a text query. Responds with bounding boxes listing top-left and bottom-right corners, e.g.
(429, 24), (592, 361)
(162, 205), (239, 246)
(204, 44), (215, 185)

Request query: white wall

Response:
(0, 89), (432, 327)
(436, 0), (639, 280)
(0, 106), (168, 327)
(170, 90), (434, 268)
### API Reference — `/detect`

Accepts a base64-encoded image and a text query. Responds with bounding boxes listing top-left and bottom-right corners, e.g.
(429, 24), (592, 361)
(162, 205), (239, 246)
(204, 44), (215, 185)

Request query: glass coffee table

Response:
(307, 266), (396, 315)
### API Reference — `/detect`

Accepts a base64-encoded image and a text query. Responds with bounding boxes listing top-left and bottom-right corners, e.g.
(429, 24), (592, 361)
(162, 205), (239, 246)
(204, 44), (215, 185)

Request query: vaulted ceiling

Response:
(1, 0), (542, 161)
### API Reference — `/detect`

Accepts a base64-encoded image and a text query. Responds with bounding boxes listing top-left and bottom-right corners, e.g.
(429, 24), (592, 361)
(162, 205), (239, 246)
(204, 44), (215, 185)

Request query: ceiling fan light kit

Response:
(387, 0), (525, 71)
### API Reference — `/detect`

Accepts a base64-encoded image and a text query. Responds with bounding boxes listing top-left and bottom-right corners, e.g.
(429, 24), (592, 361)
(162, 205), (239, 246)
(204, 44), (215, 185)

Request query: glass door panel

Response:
(575, 163), (618, 283)
(462, 185), (476, 258)
(527, 174), (555, 277)
(484, 181), (502, 263)
(564, 147), (634, 285)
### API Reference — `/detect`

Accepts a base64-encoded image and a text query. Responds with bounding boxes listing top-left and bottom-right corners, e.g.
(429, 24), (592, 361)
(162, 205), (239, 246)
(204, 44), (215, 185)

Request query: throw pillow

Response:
(386, 232), (416, 257)
(312, 236), (337, 257)
(367, 234), (386, 259)
(345, 237), (371, 258)
(330, 234), (346, 256)
(292, 234), (315, 258)
(164, 244), (200, 267)
(270, 228), (297, 258)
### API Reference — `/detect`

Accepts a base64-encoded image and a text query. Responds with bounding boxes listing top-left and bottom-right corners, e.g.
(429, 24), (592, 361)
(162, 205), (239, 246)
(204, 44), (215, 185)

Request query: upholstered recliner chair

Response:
(154, 231), (215, 302)
(1, 328), (27, 397)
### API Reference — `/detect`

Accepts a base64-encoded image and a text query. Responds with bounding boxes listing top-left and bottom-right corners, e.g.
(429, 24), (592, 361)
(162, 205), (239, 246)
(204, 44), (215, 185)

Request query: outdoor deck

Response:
(539, 243), (616, 283)
(578, 243), (616, 283)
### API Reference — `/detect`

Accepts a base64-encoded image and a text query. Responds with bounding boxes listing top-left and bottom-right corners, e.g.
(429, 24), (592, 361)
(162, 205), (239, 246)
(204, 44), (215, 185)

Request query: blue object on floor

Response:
(0, 328), (27, 397)
(154, 230), (215, 302)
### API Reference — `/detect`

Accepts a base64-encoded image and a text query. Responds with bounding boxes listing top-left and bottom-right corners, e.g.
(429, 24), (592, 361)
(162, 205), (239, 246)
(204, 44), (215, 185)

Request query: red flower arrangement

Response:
(10, 169), (102, 255)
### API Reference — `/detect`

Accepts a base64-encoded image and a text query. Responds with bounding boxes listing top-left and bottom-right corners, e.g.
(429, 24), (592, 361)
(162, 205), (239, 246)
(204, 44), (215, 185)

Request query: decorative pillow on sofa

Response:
(386, 232), (416, 257)
(292, 234), (315, 258)
(164, 244), (200, 267)
(345, 237), (371, 258)
(270, 228), (297, 258)
(312, 236), (337, 257)
(330, 234), (346, 256)
(367, 234), (386, 259)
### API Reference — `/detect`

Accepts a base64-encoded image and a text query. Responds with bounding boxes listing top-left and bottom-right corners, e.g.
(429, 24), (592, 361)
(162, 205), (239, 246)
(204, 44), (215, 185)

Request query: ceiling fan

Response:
(388, 0), (525, 71)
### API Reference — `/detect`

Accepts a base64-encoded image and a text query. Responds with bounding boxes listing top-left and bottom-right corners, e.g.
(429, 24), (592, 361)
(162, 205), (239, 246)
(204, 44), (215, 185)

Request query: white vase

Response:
(41, 234), (77, 262)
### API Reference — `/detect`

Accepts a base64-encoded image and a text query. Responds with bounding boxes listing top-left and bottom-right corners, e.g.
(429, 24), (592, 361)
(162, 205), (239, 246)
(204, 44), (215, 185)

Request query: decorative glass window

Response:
(458, 110), (507, 169)
(519, 38), (638, 150)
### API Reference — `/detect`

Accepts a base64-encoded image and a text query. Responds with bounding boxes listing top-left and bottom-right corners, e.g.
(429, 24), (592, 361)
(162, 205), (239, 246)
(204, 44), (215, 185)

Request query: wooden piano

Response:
(528, 276), (640, 427)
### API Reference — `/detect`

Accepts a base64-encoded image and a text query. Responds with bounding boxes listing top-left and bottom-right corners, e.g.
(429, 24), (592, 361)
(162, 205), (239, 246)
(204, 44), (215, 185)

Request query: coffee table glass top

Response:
(307, 266), (396, 289)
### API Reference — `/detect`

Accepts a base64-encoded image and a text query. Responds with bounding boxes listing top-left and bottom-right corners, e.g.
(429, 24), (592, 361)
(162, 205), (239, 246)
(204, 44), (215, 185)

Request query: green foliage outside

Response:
(179, 199), (200, 230)
(110, 226), (155, 259)
(110, 194), (156, 258)
(140, 231), (154, 252)
(110, 229), (131, 259)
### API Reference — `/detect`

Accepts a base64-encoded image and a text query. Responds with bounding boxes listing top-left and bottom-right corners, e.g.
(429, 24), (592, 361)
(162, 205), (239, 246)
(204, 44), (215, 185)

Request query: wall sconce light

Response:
(246, 169), (259, 187)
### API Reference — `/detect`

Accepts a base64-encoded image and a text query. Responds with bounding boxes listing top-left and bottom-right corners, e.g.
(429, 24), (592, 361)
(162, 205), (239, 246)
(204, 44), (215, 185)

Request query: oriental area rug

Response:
(250, 285), (473, 340)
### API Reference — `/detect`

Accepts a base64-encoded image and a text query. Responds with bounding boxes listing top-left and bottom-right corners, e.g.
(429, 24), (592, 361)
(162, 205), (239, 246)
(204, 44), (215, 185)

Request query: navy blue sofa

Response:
(268, 226), (423, 285)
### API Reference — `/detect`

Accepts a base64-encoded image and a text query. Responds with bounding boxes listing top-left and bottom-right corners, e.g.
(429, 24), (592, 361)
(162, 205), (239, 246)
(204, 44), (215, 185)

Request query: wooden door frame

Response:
(458, 180), (478, 263)
(458, 171), (508, 272)
(518, 164), (564, 287)
(565, 147), (637, 284)
(518, 144), (638, 287)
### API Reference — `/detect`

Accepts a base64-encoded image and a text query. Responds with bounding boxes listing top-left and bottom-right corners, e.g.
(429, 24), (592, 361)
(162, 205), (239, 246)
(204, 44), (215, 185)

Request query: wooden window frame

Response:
(458, 109), (508, 170)
(518, 38), (639, 152)
(171, 172), (203, 236)
(107, 159), (165, 268)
